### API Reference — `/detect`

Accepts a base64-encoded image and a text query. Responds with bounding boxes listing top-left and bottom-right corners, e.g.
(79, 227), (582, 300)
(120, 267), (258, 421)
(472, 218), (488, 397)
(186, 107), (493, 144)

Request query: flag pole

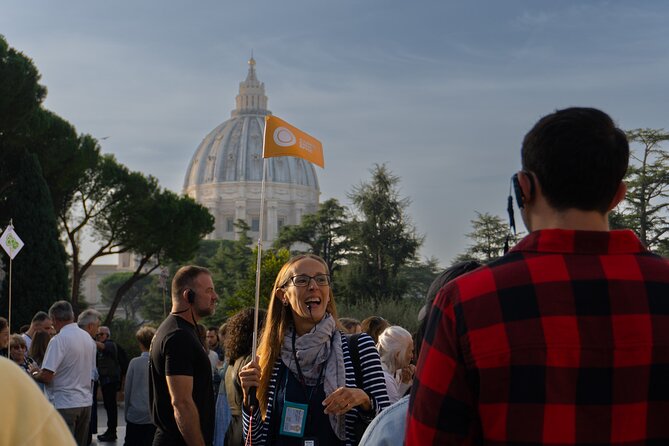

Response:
(246, 120), (269, 410)
(251, 158), (267, 361)
(7, 219), (14, 358)
(7, 256), (11, 358)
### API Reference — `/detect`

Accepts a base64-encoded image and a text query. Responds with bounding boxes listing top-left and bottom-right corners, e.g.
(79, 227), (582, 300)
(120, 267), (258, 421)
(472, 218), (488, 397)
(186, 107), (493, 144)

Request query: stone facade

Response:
(183, 58), (320, 244)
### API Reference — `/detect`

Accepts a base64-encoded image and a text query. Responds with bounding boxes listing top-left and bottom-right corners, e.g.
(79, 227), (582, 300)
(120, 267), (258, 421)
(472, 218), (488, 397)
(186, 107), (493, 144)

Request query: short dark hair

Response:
(171, 265), (211, 301)
(521, 107), (629, 213)
(31, 311), (50, 324)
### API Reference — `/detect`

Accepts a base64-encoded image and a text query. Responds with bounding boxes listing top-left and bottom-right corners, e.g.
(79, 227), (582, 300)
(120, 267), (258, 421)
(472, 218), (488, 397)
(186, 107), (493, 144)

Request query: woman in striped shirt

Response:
(239, 254), (390, 446)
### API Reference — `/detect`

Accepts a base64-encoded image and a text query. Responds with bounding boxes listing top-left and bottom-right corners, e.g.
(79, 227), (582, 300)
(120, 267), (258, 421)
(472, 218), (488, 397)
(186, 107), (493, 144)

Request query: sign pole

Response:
(1, 219), (25, 357)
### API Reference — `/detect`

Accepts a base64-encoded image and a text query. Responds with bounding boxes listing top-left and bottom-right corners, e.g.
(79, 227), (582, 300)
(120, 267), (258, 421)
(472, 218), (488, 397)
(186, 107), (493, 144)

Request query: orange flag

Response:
(263, 115), (324, 168)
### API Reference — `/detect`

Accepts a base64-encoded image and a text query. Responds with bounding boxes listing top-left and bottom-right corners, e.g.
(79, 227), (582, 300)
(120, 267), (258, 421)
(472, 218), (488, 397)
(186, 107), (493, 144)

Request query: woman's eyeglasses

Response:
(283, 274), (331, 287)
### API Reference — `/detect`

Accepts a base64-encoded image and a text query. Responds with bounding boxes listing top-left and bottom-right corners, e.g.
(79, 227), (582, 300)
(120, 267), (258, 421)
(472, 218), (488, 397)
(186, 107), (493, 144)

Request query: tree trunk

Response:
(104, 258), (158, 325)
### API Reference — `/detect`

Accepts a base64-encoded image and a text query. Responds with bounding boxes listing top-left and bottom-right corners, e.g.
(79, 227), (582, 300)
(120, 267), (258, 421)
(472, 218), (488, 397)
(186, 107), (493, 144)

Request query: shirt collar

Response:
(510, 229), (646, 255)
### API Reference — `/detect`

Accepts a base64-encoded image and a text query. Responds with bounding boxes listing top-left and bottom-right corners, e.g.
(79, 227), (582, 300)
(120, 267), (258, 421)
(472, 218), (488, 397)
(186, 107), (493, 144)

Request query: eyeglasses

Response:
(283, 274), (331, 287)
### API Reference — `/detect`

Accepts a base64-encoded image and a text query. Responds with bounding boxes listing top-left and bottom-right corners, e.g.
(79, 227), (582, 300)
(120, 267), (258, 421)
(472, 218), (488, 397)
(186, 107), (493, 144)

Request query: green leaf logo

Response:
(6, 234), (19, 251)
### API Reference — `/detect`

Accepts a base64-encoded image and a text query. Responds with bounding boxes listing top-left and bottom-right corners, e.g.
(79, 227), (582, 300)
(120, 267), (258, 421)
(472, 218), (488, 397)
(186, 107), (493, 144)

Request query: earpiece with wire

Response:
(505, 175), (519, 254)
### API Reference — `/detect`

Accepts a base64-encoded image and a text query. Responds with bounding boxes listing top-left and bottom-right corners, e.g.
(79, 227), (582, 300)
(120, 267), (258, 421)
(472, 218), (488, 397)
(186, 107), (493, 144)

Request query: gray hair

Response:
(99, 326), (111, 337)
(48, 300), (74, 322)
(77, 309), (102, 328)
(376, 325), (413, 373)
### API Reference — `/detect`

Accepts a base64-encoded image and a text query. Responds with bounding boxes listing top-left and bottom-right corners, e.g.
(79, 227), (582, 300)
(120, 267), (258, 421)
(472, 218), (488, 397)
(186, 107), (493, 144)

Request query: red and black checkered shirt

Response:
(406, 229), (669, 445)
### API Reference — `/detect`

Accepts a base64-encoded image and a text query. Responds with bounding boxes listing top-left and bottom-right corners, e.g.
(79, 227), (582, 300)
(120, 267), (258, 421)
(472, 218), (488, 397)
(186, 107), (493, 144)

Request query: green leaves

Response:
(613, 128), (669, 252)
(454, 212), (517, 264)
(344, 164), (423, 301)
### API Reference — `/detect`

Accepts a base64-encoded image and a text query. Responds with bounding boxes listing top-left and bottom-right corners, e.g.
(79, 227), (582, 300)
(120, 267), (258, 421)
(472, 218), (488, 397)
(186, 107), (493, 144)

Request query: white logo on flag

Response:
(1, 226), (24, 259)
(273, 127), (296, 147)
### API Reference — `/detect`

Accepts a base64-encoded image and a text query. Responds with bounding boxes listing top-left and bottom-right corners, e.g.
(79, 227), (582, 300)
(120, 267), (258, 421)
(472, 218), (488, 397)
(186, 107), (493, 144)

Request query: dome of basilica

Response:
(183, 58), (320, 242)
(183, 58), (319, 191)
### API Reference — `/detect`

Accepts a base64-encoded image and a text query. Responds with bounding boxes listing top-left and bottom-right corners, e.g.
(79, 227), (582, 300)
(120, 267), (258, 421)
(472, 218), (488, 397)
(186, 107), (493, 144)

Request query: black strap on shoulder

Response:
(347, 332), (363, 389)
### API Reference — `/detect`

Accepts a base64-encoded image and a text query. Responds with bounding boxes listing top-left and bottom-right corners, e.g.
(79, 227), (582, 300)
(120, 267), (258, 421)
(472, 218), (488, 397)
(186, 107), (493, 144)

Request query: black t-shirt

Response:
(149, 315), (214, 445)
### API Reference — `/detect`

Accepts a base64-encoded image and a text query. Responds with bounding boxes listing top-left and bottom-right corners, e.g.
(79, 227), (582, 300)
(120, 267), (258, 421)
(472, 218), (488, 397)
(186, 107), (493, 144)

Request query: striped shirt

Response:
(243, 331), (390, 445)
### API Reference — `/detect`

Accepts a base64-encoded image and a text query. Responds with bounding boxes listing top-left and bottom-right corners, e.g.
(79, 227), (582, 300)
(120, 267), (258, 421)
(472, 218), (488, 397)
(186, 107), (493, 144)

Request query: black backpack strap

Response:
(347, 332), (363, 389)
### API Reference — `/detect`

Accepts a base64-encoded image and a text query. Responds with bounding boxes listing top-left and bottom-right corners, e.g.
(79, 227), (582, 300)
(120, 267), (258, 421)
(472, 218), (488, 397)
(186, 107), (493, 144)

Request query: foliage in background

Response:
(611, 128), (669, 256)
(343, 164), (423, 302)
(0, 153), (69, 330)
(337, 298), (424, 335)
(395, 257), (441, 300)
(273, 198), (352, 275)
(136, 274), (172, 323)
(206, 247), (290, 326)
(109, 318), (152, 366)
(102, 189), (214, 325)
(453, 212), (519, 264)
(99, 272), (153, 322)
(209, 221), (253, 310)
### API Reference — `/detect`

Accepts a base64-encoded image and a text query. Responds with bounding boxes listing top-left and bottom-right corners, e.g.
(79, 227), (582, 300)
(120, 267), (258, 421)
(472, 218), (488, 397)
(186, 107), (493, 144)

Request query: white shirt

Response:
(21, 333), (32, 351)
(208, 349), (219, 371)
(42, 323), (96, 409)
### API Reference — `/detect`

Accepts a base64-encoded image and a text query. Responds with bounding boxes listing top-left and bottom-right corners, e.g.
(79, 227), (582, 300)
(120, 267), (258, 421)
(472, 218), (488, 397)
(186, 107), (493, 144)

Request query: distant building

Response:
(80, 58), (320, 313)
(182, 58), (320, 243)
(80, 252), (159, 317)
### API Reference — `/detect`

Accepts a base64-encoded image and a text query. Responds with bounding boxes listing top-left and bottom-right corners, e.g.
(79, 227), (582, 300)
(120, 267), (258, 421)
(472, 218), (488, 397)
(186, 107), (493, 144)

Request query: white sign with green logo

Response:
(1, 225), (24, 259)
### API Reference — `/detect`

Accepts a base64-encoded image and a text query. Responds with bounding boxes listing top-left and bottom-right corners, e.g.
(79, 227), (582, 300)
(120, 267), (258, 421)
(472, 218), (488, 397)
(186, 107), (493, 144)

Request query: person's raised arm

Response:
(166, 375), (206, 446)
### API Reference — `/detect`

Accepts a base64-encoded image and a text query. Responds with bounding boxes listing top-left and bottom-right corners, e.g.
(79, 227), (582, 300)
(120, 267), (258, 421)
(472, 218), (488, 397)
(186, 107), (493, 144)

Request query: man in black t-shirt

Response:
(149, 265), (219, 446)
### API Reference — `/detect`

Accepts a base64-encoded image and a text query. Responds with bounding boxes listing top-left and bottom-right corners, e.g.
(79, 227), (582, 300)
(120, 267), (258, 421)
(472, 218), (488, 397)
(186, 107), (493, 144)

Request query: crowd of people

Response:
(2, 107), (669, 446)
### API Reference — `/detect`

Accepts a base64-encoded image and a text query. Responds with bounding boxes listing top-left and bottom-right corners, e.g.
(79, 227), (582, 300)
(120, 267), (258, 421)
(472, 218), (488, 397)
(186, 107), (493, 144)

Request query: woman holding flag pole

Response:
(239, 253), (390, 446)
(239, 116), (389, 445)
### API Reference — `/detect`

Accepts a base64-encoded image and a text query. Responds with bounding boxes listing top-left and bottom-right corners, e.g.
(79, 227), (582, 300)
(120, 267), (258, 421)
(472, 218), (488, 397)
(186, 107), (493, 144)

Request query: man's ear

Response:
(608, 182), (627, 211)
(518, 171), (536, 206)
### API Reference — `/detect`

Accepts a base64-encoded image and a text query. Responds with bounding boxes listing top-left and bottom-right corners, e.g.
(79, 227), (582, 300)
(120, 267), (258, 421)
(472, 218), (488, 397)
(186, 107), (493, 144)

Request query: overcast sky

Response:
(2, 1), (668, 266)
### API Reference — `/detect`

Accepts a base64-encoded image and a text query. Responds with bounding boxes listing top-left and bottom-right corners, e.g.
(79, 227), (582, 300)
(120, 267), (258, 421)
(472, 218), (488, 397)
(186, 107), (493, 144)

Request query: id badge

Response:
(279, 400), (309, 437)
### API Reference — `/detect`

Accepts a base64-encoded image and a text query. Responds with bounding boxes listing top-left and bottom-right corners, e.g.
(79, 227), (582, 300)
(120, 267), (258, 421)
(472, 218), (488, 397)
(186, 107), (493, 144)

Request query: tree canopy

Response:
(0, 153), (69, 330)
(343, 164), (423, 301)
(611, 128), (669, 255)
(453, 212), (517, 264)
(273, 198), (352, 275)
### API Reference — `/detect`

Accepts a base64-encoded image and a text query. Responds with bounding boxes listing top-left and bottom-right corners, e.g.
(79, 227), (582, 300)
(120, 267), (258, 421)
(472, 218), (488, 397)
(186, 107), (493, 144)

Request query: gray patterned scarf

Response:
(280, 313), (347, 440)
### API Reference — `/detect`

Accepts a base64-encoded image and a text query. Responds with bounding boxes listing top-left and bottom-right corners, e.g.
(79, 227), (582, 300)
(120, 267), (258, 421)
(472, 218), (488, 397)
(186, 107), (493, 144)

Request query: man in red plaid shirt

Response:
(406, 107), (669, 445)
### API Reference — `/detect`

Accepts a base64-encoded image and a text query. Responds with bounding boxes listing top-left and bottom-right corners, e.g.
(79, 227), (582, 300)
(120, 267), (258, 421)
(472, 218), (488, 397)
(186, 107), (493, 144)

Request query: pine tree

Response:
(610, 128), (669, 253)
(453, 212), (517, 264)
(344, 164), (422, 301)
